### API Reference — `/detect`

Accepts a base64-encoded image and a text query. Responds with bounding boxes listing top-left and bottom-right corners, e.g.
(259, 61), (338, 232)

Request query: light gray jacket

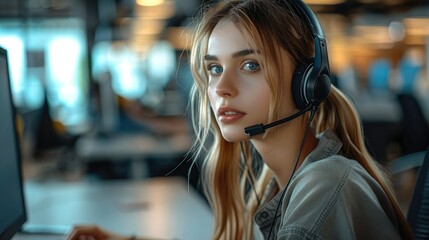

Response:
(254, 130), (402, 240)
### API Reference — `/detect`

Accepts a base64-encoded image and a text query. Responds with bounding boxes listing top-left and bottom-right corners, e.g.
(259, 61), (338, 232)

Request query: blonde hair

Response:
(189, 0), (413, 239)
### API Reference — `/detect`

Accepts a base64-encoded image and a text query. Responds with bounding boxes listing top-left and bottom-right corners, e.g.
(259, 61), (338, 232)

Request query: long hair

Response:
(189, 0), (413, 239)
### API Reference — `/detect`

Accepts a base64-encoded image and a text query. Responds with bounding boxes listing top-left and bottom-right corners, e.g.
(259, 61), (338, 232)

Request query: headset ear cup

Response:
(292, 61), (331, 110)
(312, 74), (331, 105)
(292, 62), (312, 110)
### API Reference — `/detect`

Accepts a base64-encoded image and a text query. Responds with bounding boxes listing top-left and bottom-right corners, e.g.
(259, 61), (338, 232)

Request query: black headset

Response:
(290, 0), (331, 110)
(244, 0), (332, 137)
(264, 4), (333, 238)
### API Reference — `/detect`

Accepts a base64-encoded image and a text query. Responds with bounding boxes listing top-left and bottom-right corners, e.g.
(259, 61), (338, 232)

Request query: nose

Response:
(214, 71), (238, 97)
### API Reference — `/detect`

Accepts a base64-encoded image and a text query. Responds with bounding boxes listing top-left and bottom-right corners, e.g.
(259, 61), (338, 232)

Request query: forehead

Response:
(207, 20), (255, 55)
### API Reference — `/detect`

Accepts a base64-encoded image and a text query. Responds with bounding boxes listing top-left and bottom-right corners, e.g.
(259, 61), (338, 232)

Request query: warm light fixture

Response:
(136, 0), (164, 7)
(135, 0), (175, 19)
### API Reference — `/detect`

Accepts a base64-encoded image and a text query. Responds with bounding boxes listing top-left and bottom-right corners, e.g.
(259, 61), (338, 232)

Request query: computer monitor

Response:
(0, 46), (27, 239)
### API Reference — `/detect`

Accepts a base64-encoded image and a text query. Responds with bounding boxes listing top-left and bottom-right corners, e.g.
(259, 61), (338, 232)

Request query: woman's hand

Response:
(67, 225), (131, 240)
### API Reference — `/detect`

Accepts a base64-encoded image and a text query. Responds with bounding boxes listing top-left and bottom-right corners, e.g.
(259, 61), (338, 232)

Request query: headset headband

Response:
(291, 0), (330, 78)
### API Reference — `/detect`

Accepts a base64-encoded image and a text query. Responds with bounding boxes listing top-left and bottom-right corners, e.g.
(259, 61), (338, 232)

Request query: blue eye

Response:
(242, 61), (260, 72)
(208, 65), (223, 75)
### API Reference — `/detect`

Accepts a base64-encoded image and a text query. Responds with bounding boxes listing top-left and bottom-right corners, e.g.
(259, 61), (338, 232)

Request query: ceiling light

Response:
(136, 0), (164, 7)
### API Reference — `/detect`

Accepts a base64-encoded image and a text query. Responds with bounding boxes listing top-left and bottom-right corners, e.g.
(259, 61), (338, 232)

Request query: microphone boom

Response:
(244, 103), (313, 137)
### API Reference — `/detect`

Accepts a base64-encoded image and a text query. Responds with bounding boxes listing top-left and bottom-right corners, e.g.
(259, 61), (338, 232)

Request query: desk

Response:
(75, 133), (192, 178)
(13, 177), (213, 240)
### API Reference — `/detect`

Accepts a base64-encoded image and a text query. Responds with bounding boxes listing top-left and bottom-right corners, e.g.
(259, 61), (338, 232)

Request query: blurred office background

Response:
(1, 0), (428, 204)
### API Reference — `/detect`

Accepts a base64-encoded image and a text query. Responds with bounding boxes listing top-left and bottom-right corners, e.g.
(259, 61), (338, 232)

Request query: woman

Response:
(67, 0), (413, 239)
(188, 0), (413, 239)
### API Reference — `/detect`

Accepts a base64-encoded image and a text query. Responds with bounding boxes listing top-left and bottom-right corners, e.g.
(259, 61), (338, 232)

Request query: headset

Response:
(264, 1), (332, 238)
(290, 0), (331, 110)
(244, 0), (331, 137)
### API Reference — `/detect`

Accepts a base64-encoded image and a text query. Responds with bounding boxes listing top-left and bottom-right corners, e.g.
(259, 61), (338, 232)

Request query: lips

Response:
(217, 106), (245, 123)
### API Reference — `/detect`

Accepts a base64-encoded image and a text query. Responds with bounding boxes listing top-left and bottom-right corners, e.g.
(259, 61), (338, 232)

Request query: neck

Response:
(250, 115), (318, 188)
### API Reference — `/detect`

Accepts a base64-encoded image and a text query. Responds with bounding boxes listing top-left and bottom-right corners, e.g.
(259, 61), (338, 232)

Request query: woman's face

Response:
(206, 20), (271, 142)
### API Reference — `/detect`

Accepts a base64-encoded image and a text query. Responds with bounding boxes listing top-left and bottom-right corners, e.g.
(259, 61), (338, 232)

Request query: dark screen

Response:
(0, 47), (27, 240)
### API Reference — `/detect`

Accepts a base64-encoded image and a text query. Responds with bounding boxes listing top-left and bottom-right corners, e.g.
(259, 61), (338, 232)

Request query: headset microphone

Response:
(244, 103), (313, 137)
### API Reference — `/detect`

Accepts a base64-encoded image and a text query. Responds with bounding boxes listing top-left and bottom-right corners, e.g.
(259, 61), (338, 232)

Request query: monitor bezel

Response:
(0, 46), (28, 240)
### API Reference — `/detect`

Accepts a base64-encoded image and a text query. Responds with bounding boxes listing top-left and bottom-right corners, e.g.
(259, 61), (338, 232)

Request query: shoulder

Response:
(295, 155), (361, 187)
(294, 155), (385, 198)
(279, 155), (400, 239)
(287, 155), (360, 203)
(288, 154), (381, 208)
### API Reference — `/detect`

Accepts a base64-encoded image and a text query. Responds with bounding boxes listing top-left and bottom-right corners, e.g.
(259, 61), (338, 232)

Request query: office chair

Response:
(396, 93), (429, 155)
(407, 146), (429, 239)
(389, 146), (429, 240)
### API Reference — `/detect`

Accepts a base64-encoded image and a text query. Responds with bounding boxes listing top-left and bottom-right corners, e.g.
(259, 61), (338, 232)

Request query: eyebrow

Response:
(204, 49), (256, 61)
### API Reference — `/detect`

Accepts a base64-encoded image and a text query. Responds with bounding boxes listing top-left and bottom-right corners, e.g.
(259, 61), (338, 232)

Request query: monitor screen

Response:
(0, 46), (27, 240)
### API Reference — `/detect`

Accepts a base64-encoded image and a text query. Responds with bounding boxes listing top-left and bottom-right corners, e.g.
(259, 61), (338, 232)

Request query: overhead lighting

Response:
(135, 0), (175, 19)
(136, 0), (164, 7)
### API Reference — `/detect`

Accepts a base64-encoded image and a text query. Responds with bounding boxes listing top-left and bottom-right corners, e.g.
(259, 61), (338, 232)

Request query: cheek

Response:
(279, 79), (296, 115)
(252, 86), (271, 122)
(207, 85), (217, 107)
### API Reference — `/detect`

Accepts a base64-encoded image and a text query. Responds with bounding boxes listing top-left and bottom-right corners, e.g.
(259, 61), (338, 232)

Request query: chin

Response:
(221, 129), (248, 142)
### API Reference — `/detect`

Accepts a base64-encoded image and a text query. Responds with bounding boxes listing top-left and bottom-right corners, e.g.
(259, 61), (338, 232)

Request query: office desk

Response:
(75, 133), (192, 178)
(14, 177), (213, 240)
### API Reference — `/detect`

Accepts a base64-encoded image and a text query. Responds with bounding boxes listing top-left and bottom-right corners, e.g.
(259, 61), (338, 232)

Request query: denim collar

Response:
(254, 130), (343, 230)
(294, 129), (343, 176)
